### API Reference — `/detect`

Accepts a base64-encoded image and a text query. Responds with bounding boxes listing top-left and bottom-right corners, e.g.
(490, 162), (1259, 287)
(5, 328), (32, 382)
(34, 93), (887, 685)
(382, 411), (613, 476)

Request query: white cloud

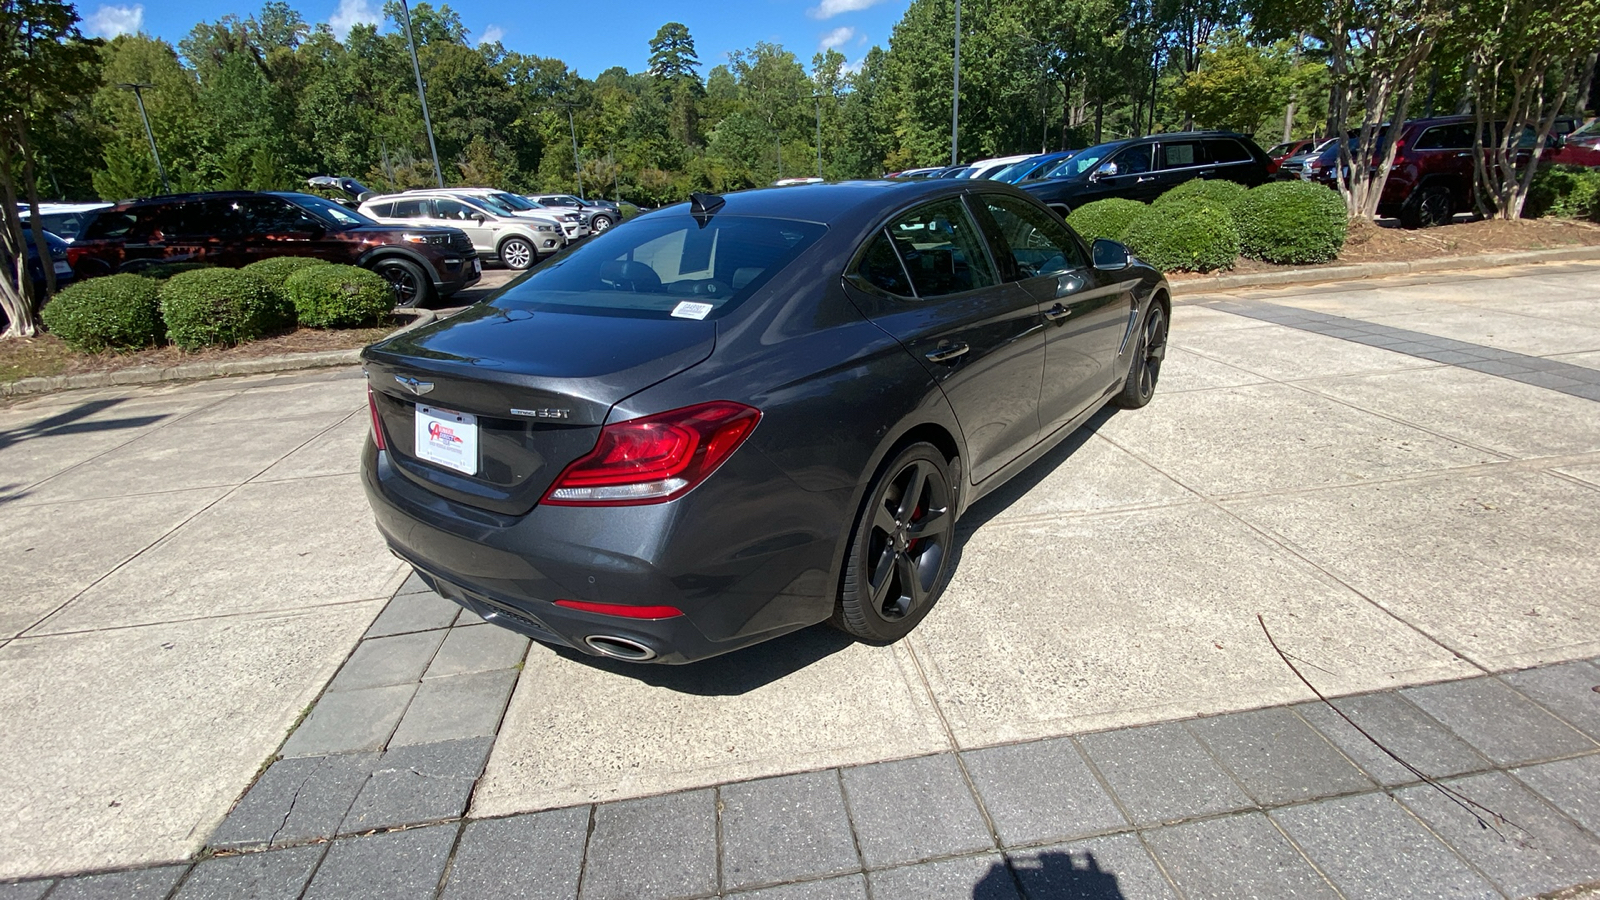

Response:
(328, 0), (379, 40)
(84, 4), (143, 38)
(818, 26), (856, 52)
(808, 0), (889, 19)
(480, 24), (505, 45)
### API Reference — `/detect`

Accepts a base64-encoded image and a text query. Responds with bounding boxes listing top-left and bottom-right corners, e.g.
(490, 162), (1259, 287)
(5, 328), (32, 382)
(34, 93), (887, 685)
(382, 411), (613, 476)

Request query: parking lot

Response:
(1, 261), (1598, 895)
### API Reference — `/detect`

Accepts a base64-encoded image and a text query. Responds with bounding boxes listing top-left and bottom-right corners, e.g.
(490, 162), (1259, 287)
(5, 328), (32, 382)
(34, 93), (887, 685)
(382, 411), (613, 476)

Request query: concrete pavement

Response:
(1, 260), (1599, 895)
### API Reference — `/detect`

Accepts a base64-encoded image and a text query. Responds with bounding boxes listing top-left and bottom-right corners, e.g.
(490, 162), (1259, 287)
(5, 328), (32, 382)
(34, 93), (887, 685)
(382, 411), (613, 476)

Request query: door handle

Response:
(1044, 304), (1072, 322)
(1135, 175), (1156, 183)
(924, 343), (970, 364)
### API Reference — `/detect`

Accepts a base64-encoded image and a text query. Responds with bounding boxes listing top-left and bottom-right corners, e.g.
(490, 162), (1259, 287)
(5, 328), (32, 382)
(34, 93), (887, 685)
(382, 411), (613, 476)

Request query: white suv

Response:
(359, 193), (560, 269)
(433, 188), (585, 240)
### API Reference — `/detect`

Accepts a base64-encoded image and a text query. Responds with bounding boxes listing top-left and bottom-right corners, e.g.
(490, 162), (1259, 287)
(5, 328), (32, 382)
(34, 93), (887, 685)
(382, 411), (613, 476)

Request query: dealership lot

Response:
(1, 262), (1598, 893)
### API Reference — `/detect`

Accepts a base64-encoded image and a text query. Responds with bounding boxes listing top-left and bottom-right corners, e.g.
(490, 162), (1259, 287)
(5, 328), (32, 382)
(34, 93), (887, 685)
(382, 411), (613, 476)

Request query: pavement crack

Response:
(267, 760), (321, 848)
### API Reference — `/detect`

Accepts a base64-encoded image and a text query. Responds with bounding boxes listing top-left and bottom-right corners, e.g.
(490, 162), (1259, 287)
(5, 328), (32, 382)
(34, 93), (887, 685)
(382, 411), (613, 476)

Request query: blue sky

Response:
(78, 0), (914, 78)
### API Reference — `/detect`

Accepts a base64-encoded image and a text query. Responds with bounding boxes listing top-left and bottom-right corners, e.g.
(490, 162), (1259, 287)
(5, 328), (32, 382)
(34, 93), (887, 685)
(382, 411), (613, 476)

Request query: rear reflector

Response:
(543, 401), (760, 506)
(367, 386), (387, 451)
(554, 599), (684, 619)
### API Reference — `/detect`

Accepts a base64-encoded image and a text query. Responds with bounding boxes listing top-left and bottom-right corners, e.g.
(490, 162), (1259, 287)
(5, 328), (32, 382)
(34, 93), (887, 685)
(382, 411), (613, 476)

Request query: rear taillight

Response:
(554, 599), (684, 619)
(367, 386), (387, 451)
(542, 401), (761, 506)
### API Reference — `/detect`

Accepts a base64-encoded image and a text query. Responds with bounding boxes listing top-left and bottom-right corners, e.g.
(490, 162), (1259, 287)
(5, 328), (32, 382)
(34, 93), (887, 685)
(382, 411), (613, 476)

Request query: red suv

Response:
(1378, 115), (1572, 227)
(68, 191), (480, 306)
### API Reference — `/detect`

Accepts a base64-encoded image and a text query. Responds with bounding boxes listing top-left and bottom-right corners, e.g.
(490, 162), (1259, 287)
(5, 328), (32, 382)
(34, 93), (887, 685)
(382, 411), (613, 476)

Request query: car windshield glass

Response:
(492, 192), (537, 211)
(1266, 142), (1295, 156)
(1569, 119), (1600, 140)
(494, 214), (825, 319)
(1044, 147), (1111, 178)
(468, 195), (516, 216)
(990, 160), (1039, 182)
(280, 193), (374, 227)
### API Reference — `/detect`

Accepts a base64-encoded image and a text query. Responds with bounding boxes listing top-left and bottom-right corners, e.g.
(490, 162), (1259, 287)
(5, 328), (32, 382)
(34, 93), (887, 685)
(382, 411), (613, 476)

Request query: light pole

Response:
(116, 82), (170, 195)
(397, 0), (445, 188)
(550, 102), (584, 199)
(810, 93), (825, 179)
(951, 0), (962, 166)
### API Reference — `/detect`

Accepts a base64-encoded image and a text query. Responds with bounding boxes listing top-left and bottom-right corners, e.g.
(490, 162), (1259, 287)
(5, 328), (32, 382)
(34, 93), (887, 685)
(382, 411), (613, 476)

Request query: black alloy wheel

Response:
(591, 215), (614, 233)
(499, 237), (535, 270)
(836, 443), (955, 641)
(1402, 187), (1453, 229)
(1114, 303), (1167, 409)
(371, 258), (431, 308)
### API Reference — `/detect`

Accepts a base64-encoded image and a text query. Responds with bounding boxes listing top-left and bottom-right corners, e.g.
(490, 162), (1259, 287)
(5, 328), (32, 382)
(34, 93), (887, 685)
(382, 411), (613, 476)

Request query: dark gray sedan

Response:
(361, 180), (1169, 663)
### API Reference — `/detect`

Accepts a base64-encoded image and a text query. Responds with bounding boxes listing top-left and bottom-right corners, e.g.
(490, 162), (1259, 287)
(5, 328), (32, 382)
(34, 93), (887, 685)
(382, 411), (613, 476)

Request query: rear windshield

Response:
(494, 214), (825, 319)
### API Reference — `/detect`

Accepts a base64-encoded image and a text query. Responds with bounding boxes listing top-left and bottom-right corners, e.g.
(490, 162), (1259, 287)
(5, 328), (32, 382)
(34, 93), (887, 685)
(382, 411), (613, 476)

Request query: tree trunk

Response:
(1576, 50), (1598, 116)
(0, 138), (40, 339)
(1094, 98), (1104, 144)
(20, 119), (55, 296)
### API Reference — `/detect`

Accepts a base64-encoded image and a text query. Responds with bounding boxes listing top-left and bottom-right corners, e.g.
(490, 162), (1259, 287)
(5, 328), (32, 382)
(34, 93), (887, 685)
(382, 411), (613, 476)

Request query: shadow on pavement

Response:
(549, 623), (855, 696)
(0, 398), (172, 503)
(983, 850), (1129, 898)
(956, 405), (1119, 535)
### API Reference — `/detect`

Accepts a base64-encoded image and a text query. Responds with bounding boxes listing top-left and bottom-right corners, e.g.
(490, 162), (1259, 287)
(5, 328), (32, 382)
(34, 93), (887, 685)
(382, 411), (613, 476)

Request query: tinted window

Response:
(432, 198), (481, 221)
(1205, 139), (1251, 163)
(82, 210), (139, 240)
(228, 197), (318, 234)
(980, 194), (1086, 278)
(280, 193), (373, 227)
(1159, 141), (1204, 169)
(389, 198), (426, 219)
(367, 201), (394, 217)
(165, 198), (236, 238)
(1112, 145), (1154, 175)
(855, 231), (914, 296)
(1415, 124), (1474, 150)
(883, 199), (997, 298)
(494, 215), (825, 318)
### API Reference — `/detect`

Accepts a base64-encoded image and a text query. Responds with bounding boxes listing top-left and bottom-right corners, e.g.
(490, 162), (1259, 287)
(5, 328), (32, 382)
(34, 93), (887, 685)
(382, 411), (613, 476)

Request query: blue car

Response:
(22, 227), (75, 297)
(992, 150), (1079, 184)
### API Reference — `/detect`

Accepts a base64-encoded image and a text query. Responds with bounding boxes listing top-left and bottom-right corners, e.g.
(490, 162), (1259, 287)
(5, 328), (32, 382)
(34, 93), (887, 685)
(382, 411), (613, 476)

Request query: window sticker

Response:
(671, 301), (714, 320)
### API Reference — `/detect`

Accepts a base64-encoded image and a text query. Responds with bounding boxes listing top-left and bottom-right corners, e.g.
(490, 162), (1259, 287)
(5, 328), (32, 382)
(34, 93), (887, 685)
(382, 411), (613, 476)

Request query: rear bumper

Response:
(360, 439), (840, 664)
(432, 252), (482, 297)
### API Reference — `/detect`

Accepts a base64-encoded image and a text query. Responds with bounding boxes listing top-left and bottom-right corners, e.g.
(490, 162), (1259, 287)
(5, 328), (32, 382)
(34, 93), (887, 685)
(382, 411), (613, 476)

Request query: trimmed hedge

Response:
(1155, 178), (1249, 210)
(284, 264), (394, 328)
(1233, 181), (1349, 265)
(158, 269), (289, 350)
(1123, 198), (1240, 273)
(41, 274), (164, 352)
(1065, 198), (1147, 243)
(135, 261), (214, 280)
(243, 255), (331, 289)
(1525, 165), (1600, 222)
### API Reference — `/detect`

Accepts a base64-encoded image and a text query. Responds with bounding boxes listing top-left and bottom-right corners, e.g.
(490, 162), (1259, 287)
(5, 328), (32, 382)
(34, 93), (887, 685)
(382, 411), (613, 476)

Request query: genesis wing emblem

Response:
(395, 376), (435, 396)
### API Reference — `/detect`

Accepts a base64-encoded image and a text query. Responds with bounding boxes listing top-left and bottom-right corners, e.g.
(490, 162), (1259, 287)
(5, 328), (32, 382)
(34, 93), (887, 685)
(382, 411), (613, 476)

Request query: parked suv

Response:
(66, 191), (479, 306)
(425, 189), (582, 241)
(1375, 116), (1559, 227)
(361, 192), (561, 269)
(529, 194), (618, 233)
(1021, 131), (1271, 215)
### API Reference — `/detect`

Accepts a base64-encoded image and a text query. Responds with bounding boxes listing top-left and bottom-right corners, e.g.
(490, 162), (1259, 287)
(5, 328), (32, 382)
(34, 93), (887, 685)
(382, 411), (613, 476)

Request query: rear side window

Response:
(1159, 141), (1205, 169)
(389, 198), (426, 218)
(1205, 139), (1251, 163)
(856, 231), (914, 296)
(883, 199), (997, 298)
(367, 201), (394, 217)
(495, 214), (825, 318)
(1415, 124), (1474, 150)
(978, 194), (1086, 278)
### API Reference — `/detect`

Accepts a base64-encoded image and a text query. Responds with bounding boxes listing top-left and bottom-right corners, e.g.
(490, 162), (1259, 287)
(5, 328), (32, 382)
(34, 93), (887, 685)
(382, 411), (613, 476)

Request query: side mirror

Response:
(471, 213), (487, 223)
(1091, 161), (1119, 182)
(1092, 238), (1130, 271)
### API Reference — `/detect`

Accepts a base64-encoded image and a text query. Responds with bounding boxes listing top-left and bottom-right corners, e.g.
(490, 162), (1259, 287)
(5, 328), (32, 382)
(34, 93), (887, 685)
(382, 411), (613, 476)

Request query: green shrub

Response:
(134, 261), (214, 280)
(1155, 178), (1249, 210)
(158, 269), (288, 350)
(1065, 198), (1147, 243)
(1525, 165), (1600, 221)
(283, 264), (394, 328)
(1232, 180), (1349, 265)
(41, 274), (164, 352)
(242, 255), (330, 289)
(1123, 198), (1240, 273)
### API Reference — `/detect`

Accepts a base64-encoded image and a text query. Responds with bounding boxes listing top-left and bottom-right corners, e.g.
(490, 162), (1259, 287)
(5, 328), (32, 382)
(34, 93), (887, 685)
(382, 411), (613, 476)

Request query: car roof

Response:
(646, 179), (1036, 226)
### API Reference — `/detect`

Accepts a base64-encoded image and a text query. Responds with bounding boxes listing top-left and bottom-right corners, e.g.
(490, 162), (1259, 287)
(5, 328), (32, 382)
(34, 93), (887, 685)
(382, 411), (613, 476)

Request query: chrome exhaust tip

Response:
(584, 635), (658, 662)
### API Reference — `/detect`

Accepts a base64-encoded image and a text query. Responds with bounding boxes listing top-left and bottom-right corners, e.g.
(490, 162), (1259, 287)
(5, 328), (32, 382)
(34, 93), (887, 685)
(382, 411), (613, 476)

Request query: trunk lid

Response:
(363, 303), (715, 515)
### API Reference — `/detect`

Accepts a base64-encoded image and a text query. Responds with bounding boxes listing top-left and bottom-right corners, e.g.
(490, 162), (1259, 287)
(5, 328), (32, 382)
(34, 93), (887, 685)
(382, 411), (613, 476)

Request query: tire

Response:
(368, 257), (433, 308)
(498, 236), (535, 270)
(834, 443), (956, 642)
(1400, 186), (1452, 229)
(1113, 301), (1167, 410)
(591, 215), (614, 233)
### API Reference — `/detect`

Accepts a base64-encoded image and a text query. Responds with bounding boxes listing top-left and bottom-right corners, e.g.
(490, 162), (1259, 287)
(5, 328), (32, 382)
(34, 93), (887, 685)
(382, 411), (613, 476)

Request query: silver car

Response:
(359, 193), (561, 269)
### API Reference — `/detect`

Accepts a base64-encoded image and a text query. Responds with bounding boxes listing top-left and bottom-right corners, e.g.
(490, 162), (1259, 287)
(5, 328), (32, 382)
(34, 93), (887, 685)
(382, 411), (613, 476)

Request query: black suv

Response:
(1021, 132), (1272, 215)
(68, 191), (480, 306)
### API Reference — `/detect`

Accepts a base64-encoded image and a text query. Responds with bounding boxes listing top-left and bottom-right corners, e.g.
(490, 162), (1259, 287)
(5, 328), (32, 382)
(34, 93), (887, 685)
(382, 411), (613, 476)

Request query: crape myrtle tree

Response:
(0, 0), (99, 338)
(1456, 0), (1600, 218)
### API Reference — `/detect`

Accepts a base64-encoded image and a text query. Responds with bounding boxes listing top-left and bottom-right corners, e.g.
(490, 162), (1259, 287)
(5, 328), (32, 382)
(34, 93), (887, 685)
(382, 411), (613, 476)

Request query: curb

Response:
(1169, 244), (1600, 296)
(1, 308), (437, 401)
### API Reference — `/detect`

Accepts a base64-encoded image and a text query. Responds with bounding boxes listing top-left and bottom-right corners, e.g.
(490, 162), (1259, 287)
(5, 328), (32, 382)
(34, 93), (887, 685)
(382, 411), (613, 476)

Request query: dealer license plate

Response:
(53, 260), (72, 275)
(415, 405), (478, 475)
(473, 258), (482, 276)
